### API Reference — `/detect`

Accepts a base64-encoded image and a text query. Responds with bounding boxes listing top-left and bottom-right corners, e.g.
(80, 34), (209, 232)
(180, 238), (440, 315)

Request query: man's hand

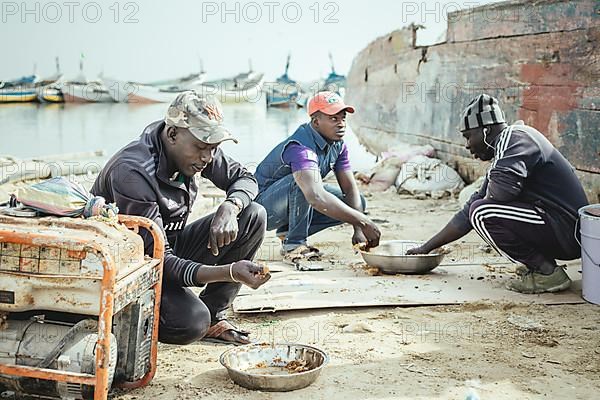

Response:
(352, 228), (368, 247)
(208, 202), (239, 256)
(356, 219), (381, 249)
(231, 260), (271, 289)
(406, 245), (431, 255)
(405, 222), (468, 256)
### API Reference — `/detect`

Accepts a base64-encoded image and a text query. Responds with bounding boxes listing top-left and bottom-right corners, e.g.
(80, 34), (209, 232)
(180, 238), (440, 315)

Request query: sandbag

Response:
(363, 145), (435, 192)
(396, 155), (465, 199)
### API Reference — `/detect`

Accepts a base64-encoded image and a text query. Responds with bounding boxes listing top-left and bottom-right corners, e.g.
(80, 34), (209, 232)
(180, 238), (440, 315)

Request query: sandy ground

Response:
(107, 188), (600, 400)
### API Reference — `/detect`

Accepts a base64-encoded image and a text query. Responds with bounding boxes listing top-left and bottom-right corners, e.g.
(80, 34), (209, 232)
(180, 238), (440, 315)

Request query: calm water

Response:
(0, 102), (375, 171)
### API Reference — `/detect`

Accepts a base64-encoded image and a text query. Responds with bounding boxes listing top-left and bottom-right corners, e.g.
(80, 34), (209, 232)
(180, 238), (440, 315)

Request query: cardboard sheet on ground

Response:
(233, 262), (584, 313)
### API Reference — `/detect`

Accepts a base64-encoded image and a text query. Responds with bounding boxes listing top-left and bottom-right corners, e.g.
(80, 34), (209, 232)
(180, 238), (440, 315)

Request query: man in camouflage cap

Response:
(93, 90), (270, 345)
(165, 90), (238, 146)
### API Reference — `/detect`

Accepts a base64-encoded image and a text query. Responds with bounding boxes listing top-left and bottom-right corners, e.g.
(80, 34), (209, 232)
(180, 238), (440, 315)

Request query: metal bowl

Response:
(220, 343), (329, 392)
(360, 240), (444, 274)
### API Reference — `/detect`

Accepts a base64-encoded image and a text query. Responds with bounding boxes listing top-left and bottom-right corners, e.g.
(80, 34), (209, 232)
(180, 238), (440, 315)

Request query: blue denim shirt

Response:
(255, 123), (344, 192)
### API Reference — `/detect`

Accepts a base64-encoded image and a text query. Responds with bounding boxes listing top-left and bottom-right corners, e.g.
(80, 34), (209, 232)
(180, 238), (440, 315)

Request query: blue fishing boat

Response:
(0, 74), (38, 89)
(2, 58), (64, 103)
(323, 52), (347, 97)
(0, 88), (38, 103)
(266, 55), (303, 108)
(0, 74), (39, 103)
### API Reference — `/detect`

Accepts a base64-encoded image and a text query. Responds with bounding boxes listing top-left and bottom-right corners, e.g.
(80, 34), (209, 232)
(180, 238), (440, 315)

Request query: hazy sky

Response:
(2, 0), (503, 82)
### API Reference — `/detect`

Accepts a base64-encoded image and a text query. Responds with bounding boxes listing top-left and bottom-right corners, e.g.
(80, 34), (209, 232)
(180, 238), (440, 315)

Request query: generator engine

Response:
(0, 214), (164, 399)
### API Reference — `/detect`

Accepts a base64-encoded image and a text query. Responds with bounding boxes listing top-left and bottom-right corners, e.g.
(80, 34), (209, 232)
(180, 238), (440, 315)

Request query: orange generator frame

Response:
(0, 215), (164, 400)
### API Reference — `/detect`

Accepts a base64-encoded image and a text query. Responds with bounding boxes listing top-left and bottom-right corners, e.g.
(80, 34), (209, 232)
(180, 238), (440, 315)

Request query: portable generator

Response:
(0, 214), (164, 400)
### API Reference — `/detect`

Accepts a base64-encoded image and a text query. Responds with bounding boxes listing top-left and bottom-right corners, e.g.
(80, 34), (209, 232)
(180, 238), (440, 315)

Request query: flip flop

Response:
(282, 245), (325, 271)
(282, 245), (323, 264)
(202, 320), (251, 346)
(305, 245), (324, 257)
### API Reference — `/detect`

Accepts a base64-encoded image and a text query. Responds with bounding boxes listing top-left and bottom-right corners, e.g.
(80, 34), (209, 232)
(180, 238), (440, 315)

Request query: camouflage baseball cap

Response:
(165, 90), (238, 144)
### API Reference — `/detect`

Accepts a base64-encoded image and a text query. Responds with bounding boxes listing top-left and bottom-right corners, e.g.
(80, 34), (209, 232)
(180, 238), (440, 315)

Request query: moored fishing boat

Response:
(125, 83), (181, 104)
(266, 55), (302, 108)
(36, 57), (64, 103)
(323, 53), (347, 97)
(62, 82), (113, 103)
(197, 70), (264, 104)
(102, 71), (207, 103)
(0, 88), (38, 103)
(36, 85), (64, 103)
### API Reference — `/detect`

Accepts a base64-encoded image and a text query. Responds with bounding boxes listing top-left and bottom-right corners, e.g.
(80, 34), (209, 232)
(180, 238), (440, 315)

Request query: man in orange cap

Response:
(255, 91), (381, 265)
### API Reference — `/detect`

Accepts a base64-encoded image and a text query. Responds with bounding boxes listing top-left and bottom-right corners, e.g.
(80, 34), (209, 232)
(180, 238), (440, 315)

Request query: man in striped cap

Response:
(408, 94), (588, 294)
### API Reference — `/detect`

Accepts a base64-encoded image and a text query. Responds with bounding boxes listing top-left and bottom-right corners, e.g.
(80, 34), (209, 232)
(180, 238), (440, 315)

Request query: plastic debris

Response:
(13, 176), (118, 218)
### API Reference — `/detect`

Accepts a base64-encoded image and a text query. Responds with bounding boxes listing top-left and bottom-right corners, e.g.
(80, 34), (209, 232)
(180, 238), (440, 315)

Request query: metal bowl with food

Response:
(359, 240), (445, 274)
(220, 343), (329, 391)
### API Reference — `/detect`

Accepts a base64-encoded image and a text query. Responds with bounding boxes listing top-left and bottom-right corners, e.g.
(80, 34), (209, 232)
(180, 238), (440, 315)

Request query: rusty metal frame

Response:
(0, 215), (165, 400)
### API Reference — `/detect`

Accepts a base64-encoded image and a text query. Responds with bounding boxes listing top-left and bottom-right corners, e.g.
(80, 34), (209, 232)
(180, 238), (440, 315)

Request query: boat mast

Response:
(284, 54), (291, 78)
(328, 52), (336, 74)
(198, 56), (205, 74)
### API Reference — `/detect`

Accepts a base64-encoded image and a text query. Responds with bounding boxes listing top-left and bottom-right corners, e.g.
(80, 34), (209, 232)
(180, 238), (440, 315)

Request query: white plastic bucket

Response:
(579, 204), (600, 305)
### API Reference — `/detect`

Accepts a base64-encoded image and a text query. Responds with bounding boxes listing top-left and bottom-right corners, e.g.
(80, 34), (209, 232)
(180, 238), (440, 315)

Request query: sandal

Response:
(202, 320), (250, 346)
(282, 245), (325, 271)
(282, 245), (323, 263)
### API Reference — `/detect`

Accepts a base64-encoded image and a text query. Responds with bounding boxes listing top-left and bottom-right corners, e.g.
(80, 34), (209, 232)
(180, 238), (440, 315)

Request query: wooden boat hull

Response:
(36, 86), (64, 103)
(126, 84), (179, 104)
(0, 89), (37, 103)
(146, 72), (206, 89)
(266, 89), (301, 108)
(196, 78), (265, 104)
(346, 0), (599, 200)
(102, 74), (207, 103)
(62, 83), (113, 103)
(266, 98), (301, 108)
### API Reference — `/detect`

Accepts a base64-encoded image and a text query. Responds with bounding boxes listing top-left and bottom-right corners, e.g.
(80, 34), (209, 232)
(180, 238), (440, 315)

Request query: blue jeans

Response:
(256, 174), (365, 252)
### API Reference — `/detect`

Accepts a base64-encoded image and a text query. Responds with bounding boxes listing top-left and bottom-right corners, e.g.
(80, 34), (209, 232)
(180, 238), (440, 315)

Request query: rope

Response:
(83, 196), (119, 218)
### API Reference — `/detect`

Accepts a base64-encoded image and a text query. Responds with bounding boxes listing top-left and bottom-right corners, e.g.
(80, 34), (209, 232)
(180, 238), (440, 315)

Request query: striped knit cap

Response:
(459, 94), (505, 131)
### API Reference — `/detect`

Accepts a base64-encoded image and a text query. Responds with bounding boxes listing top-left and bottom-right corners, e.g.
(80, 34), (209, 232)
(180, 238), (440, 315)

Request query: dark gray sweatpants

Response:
(468, 198), (576, 271)
(158, 202), (266, 345)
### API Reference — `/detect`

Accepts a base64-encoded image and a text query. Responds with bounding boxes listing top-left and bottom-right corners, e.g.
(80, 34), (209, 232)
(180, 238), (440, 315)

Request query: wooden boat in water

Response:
(266, 55), (303, 108)
(59, 56), (113, 103)
(1, 73), (62, 104)
(124, 83), (182, 104)
(102, 72), (207, 103)
(0, 73), (40, 103)
(36, 58), (65, 103)
(0, 88), (38, 103)
(346, 0), (599, 200)
(124, 71), (265, 104)
(197, 71), (264, 104)
(36, 84), (64, 103)
(146, 72), (206, 90)
(323, 53), (347, 97)
(62, 82), (113, 103)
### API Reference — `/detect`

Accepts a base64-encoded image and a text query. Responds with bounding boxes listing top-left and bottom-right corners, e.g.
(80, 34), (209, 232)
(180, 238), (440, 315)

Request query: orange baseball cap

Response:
(308, 91), (355, 116)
